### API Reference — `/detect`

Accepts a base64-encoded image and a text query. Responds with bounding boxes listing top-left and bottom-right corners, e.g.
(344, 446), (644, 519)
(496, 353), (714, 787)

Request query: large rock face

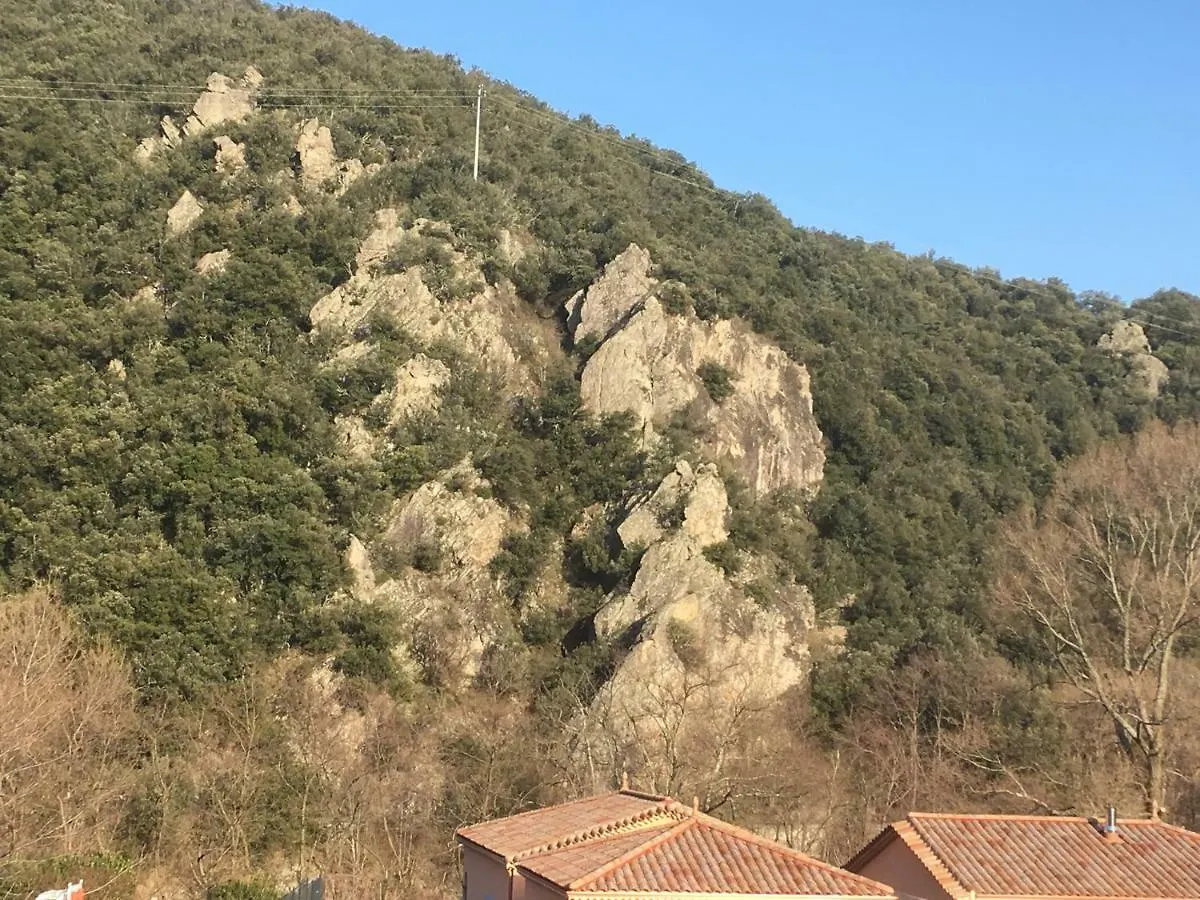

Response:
(345, 462), (523, 689)
(310, 209), (556, 396)
(1098, 320), (1170, 398)
(568, 245), (825, 497)
(184, 69), (261, 135)
(576, 460), (813, 789)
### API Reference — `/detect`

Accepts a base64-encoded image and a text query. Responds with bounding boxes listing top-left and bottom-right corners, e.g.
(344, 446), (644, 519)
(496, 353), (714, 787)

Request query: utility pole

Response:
(473, 86), (484, 181)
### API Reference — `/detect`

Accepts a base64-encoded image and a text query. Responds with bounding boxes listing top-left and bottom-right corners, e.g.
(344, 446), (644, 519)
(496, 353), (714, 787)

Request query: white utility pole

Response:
(473, 86), (484, 181)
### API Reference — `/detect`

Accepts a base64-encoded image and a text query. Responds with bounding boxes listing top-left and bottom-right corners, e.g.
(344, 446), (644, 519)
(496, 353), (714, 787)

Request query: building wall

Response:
(518, 879), (562, 900)
(850, 838), (956, 900)
(462, 846), (512, 900)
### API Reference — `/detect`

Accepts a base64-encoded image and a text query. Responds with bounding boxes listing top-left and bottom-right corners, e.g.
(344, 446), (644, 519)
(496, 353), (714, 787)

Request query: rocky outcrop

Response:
(380, 475), (510, 571)
(1098, 320), (1170, 398)
(389, 354), (450, 424)
(295, 118), (375, 194)
(184, 69), (261, 135)
(334, 414), (376, 461)
(165, 190), (203, 237)
(310, 210), (556, 396)
(213, 135), (247, 175)
(194, 248), (231, 276)
(296, 118), (338, 189)
(136, 69), (261, 162)
(135, 116), (183, 163)
(568, 245), (825, 497)
(345, 462), (523, 688)
(565, 245), (657, 344)
(578, 460), (813, 786)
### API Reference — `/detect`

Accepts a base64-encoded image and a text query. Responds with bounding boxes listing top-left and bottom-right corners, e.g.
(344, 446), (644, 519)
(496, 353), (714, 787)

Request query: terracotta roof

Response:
(457, 790), (895, 897)
(847, 813), (1200, 900)
(456, 790), (671, 861)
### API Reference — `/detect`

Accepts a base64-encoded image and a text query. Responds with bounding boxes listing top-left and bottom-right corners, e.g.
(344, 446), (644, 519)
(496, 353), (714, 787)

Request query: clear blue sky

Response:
(296, 0), (1198, 301)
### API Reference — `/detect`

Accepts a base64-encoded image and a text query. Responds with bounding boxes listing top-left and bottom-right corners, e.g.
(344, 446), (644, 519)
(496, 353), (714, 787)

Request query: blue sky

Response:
(297, 0), (1199, 301)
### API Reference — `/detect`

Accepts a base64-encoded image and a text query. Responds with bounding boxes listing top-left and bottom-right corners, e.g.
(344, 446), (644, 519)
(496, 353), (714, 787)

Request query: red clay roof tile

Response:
(457, 790), (895, 897)
(855, 813), (1200, 900)
(456, 790), (669, 860)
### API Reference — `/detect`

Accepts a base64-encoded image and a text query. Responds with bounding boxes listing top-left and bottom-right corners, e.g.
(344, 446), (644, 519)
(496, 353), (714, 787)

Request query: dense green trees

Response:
(0, 0), (1196, 816)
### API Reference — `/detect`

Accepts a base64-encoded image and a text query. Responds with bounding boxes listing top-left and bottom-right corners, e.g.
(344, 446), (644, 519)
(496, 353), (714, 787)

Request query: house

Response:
(843, 812), (1200, 900)
(456, 787), (897, 900)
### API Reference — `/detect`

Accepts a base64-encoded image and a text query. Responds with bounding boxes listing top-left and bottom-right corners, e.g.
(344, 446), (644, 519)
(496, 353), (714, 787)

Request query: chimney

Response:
(1103, 806), (1120, 842)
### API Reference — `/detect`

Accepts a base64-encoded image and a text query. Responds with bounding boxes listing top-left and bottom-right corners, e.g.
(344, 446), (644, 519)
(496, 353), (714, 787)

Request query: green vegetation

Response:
(696, 360), (736, 403)
(0, 0), (1198, 895)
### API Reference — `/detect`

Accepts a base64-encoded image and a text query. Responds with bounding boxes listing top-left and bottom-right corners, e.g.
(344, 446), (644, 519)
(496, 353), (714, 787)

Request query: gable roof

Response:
(846, 813), (1200, 900)
(457, 790), (895, 897)
(456, 789), (672, 861)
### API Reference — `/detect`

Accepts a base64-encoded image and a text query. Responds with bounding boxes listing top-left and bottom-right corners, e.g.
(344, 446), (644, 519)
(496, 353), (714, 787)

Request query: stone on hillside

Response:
(1098, 320), (1170, 398)
(380, 472), (511, 571)
(296, 118), (339, 190)
(356, 208), (404, 273)
(184, 71), (257, 135)
(310, 216), (556, 396)
(579, 460), (813, 787)
(128, 283), (161, 307)
(241, 65), (265, 90)
(160, 115), (183, 148)
(166, 190), (203, 237)
(282, 195), (304, 217)
(294, 119), (371, 195)
(213, 135), (246, 175)
(389, 354), (450, 424)
(345, 534), (376, 596)
(569, 245), (825, 497)
(334, 414), (376, 461)
(564, 244), (656, 344)
(194, 248), (231, 276)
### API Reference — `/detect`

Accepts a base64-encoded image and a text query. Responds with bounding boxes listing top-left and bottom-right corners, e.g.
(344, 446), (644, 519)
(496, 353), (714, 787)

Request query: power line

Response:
(495, 105), (725, 199)
(493, 96), (718, 189)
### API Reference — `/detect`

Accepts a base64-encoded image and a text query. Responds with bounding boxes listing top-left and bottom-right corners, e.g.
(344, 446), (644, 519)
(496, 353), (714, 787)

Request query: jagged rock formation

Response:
(565, 244), (657, 343)
(1098, 320), (1170, 398)
(568, 245), (825, 497)
(389, 354), (450, 424)
(194, 249), (231, 276)
(346, 462), (522, 688)
(310, 210), (556, 395)
(577, 460), (813, 786)
(165, 190), (203, 237)
(213, 135), (247, 175)
(184, 68), (261, 135)
(295, 118), (376, 194)
(334, 414), (376, 461)
(136, 68), (261, 162)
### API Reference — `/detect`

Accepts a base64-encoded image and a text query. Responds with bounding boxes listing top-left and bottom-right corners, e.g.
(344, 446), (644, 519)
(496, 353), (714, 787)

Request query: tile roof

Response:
(456, 790), (895, 897)
(456, 790), (671, 860)
(849, 813), (1200, 900)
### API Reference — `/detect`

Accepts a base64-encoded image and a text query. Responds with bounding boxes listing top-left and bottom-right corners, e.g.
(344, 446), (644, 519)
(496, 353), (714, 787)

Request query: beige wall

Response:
(850, 837), (956, 900)
(462, 845), (512, 900)
(518, 879), (562, 900)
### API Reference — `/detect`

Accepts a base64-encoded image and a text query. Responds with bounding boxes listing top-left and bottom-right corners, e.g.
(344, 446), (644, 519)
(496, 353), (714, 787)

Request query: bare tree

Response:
(999, 422), (1200, 819)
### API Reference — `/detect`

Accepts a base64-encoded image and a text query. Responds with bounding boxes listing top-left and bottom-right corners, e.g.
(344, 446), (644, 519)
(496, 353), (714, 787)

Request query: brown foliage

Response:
(0, 587), (136, 861)
(998, 421), (1200, 819)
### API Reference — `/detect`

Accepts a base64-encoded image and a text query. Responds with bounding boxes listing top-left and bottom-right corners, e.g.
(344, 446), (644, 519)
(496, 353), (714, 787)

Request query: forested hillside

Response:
(1, 1), (1198, 898)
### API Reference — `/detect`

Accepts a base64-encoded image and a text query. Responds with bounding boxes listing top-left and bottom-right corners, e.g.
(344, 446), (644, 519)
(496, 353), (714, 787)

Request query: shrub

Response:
(697, 361), (736, 403)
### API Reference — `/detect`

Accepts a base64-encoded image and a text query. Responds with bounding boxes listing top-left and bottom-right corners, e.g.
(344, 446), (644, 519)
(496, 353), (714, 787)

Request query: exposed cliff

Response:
(310, 209), (558, 396)
(575, 459), (815, 787)
(568, 246), (825, 497)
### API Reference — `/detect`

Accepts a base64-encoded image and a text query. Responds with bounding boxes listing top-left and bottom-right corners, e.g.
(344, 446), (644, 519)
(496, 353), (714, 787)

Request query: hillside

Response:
(1, 1), (1199, 898)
